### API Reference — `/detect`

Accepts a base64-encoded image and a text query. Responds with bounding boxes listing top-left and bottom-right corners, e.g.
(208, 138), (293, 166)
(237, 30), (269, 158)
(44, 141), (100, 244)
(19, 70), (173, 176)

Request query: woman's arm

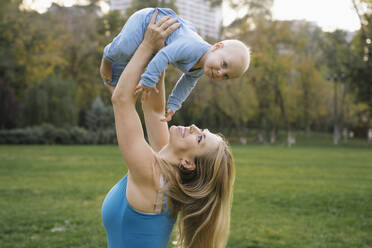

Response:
(111, 11), (179, 182)
(141, 70), (169, 152)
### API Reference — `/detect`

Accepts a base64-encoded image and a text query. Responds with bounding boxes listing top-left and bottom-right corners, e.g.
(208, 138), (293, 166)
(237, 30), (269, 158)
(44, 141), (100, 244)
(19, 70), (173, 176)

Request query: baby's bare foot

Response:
(100, 57), (112, 82)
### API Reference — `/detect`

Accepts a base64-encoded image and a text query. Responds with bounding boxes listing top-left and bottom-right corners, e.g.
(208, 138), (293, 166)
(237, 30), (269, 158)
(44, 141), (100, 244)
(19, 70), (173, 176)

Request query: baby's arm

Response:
(167, 73), (199, 115)
(139, 43), (178, 89)
(136, 42), (181, 101)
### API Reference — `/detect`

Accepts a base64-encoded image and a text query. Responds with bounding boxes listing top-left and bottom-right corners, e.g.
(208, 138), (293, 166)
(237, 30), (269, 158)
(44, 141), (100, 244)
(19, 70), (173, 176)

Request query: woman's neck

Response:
(158, 144), (180, 166)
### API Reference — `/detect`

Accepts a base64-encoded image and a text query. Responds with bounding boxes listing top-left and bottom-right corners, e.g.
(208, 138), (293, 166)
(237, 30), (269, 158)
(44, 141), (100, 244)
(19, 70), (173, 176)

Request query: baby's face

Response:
(203, 42), (249, 82)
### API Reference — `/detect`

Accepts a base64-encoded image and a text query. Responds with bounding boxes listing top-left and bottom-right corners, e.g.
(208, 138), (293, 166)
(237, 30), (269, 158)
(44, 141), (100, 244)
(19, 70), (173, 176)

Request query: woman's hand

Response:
(142, 9), (180, 52)
(134, 82), (159, 102)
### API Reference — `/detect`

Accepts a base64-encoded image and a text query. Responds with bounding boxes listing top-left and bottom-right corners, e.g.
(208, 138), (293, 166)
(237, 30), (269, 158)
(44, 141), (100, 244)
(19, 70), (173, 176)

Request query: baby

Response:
(100, 8), (250, 121)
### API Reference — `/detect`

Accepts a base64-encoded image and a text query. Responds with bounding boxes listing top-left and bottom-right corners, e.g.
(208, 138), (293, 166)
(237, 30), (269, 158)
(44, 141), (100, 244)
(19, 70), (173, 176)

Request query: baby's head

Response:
(203, 40), (250, 82)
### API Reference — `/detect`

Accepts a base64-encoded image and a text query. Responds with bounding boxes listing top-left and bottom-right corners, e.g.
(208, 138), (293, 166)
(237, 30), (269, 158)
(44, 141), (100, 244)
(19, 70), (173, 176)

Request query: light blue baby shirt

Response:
(103, 8), (211, 113)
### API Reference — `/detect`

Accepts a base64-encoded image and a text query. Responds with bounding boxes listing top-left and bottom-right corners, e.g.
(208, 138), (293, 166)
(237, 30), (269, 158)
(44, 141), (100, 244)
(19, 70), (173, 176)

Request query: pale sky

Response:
(23, 0), (361, 32)
(271, 0), (360, 32)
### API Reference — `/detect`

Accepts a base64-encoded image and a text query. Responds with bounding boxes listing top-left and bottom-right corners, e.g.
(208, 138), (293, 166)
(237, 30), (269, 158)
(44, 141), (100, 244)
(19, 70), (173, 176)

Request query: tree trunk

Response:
(303, 79), (310, 137)
(305, 125), (311, 136)
(333, 81), (340, 145)
(273, 81), (292, 146)
(287, 129), (296, 147)
(339, 83), (345, 132)
(352, 0), (370, 61)
(340, 83), (346, 142)
(270, 125), (277, 144)
(257, 130), (264, 143)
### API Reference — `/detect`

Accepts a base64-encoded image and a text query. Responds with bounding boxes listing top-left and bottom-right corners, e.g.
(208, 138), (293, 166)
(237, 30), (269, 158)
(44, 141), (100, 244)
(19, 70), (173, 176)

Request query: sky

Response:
(22, 0), (361, 32)
(271, 0), (360, 32)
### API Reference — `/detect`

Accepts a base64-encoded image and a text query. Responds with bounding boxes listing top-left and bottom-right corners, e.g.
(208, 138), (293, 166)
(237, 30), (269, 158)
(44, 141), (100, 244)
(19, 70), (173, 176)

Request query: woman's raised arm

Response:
(141, 71), (169, 152)
(111, 11), (179, 181)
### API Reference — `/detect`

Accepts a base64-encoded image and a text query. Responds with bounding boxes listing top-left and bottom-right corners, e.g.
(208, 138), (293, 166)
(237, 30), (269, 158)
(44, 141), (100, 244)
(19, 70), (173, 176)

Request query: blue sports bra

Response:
(102, 174), (176, 248)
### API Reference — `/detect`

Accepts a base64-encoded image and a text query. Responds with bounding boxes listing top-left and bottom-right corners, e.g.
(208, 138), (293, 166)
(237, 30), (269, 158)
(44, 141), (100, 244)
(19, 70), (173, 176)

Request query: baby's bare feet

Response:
(160, 109), (174, 122)
(100, 57), (113, 82)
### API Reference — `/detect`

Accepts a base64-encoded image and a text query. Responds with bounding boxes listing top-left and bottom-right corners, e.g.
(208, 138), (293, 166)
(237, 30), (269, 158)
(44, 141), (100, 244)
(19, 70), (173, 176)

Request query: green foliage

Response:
(21, 75), (78, 127)
(47, 4), (104, 109)
(322, 30), (353, 78)
(0, 79), (19, 129)
(0, 1), (29, 93)
(0, 123), (117, 145)
(349, 13), (372, 111)
(227, 0), (273, 25)
(84, 96), (116, 144)
(97, 10), (124, 39)
(0, 0), (370, 138)
(0, 124), (75, 144)
(85, 96), (114, 131)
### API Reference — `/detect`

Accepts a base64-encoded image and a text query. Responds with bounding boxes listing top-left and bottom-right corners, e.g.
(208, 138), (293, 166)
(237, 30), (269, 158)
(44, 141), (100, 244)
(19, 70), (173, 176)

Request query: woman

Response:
(101, 10), (235, 248)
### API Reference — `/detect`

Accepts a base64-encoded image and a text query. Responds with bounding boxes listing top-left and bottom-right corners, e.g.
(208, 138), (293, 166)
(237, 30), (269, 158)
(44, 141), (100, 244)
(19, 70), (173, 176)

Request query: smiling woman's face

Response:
(168, 125), (222, 160)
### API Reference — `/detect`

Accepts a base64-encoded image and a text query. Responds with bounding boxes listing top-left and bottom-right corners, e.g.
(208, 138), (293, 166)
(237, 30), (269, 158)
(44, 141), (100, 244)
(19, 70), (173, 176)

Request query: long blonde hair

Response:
(154, 135), (235, 248)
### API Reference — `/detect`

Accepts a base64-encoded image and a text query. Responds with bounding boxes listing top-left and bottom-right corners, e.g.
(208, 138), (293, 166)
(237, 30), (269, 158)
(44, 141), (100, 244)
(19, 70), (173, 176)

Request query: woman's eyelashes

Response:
(197, 135), (202, 144)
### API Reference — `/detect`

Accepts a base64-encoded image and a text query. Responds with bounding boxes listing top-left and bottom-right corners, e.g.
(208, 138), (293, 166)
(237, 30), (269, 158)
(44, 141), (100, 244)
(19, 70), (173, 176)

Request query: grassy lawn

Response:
(0, 144), (371, 248)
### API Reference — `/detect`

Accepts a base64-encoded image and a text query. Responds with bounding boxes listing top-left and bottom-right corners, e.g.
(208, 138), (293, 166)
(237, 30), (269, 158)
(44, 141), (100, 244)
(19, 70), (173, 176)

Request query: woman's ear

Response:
(180, 159), (196, 171)
(211, 42), (224, 52)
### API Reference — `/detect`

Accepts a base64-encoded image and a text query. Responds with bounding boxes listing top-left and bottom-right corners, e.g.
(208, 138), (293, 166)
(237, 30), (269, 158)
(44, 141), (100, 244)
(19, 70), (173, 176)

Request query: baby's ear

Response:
(212, 42), (224, 51)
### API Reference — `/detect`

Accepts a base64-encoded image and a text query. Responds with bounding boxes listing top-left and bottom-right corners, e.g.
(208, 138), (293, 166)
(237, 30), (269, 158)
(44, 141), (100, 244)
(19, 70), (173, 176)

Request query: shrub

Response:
(0, 124), (117, 145)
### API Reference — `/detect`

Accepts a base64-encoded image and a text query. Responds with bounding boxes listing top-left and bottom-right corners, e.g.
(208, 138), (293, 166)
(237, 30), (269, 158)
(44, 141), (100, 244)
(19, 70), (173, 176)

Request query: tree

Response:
(85, 96), (116, 144)
(85, 96), (114, 131)
(290, 22), (330, 135)
(227, 0), (273, 20)
(322, 30), (355, 144)
(352, 0), (372, 61)
(48, 3), (103, 109)
(242, 18), (296, 144)
(21, 75), (78, 127)
(0, 79), (19, 129)
(350, 14), (372, 112)
(215, 75), (257, 139)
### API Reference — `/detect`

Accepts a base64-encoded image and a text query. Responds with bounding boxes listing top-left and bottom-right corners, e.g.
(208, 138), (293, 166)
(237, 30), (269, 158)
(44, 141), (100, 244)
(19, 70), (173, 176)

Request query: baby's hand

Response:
(100, 57), (112, 82)
(134, 83), (159, 102)
(160, 109), (174, 122)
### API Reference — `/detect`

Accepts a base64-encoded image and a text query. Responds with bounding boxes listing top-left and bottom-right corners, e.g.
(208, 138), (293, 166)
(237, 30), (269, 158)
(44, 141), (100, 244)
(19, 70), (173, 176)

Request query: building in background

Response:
(175, 0), (222, 39)
(109, 0), (222, 39)
(110, 0), (132, 13)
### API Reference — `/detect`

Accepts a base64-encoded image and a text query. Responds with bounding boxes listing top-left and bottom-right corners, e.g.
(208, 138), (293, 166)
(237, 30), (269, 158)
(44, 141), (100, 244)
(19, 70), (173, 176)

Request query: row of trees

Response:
(0, 0), (371, 143)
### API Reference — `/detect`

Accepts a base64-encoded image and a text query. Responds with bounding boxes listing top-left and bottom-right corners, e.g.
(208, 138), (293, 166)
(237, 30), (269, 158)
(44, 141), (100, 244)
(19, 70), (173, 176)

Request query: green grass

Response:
(0, 144), (371, 248)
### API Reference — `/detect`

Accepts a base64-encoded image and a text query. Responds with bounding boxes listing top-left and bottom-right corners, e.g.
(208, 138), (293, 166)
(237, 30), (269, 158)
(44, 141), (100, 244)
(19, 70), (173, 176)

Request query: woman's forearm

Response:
(142, 71), (166, 114)
(111, 43), (154, 105)
(141, 71), (169, 152)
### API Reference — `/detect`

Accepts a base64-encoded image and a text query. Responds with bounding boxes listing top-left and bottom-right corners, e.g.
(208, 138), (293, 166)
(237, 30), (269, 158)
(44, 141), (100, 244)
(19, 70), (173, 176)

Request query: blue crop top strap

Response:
(154, 175), (166, 214)
(102, 174), (176, 248)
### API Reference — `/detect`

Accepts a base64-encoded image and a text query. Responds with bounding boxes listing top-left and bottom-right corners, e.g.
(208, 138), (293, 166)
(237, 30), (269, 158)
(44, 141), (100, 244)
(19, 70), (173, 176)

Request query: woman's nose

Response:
(190, 125), (201, 134)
